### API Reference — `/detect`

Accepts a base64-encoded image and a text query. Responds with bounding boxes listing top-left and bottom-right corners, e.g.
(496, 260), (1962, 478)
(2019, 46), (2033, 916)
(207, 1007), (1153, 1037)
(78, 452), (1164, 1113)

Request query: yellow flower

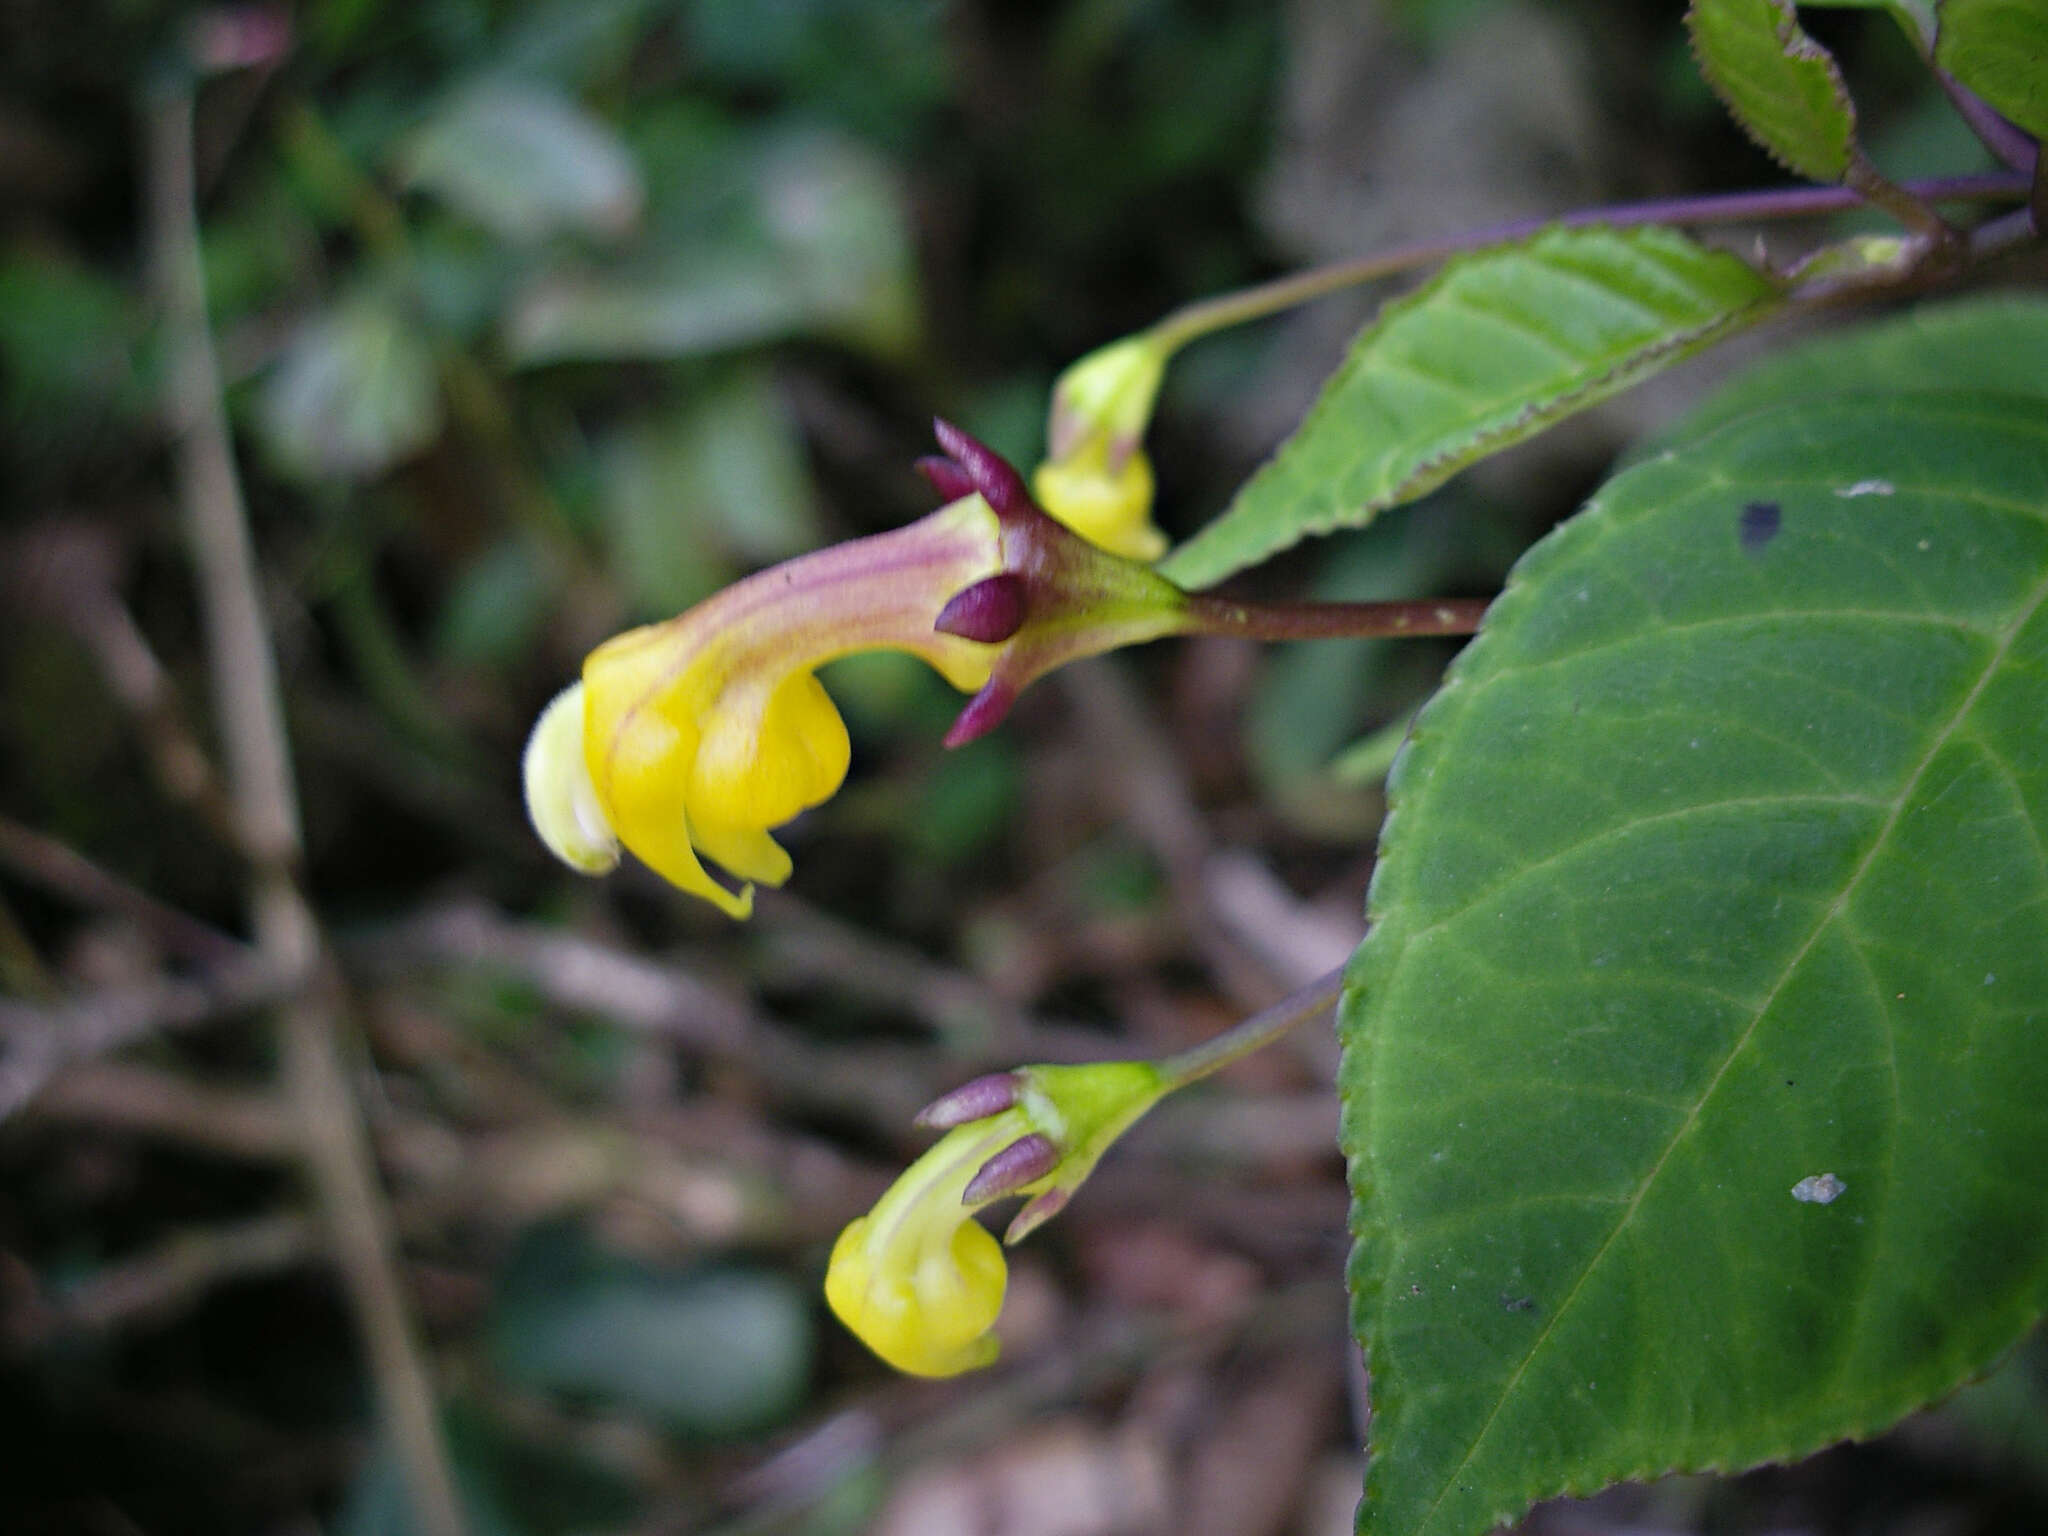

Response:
(525, 422), (1194, 915)
(1032, 334), (1171, 562)
(825, 1061), (1167, 1377)
(824, 1118), (1020, 1377)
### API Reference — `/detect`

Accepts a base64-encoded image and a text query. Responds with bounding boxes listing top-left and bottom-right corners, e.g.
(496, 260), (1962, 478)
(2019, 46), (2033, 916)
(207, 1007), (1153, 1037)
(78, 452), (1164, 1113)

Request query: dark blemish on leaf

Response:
(1501, 1293), (1536, 1313)
(1739, 500), (1781, 554)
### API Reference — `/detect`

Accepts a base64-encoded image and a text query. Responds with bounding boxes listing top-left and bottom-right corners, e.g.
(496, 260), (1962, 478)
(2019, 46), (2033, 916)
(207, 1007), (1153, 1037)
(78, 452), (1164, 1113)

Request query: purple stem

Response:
(1152, 172), (2032, 348)
(1934, 68), (2040, 177)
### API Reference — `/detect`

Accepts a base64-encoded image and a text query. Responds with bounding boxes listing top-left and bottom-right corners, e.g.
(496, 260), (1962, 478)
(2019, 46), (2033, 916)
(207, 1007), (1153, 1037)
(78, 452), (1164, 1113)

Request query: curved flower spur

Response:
(524, 421), (1198, 917)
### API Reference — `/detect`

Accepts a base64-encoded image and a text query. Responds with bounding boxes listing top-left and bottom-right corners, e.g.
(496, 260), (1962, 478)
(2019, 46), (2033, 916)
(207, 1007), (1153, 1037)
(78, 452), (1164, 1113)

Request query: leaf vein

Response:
(1401, 558), (2048, 1533)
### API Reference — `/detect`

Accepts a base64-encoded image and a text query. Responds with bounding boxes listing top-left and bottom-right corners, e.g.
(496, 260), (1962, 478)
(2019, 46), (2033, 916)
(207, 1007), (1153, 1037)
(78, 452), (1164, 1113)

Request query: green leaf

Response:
(1342, 391), (2048, 1536)
(504, 129), (919, 364)
(1687, 0), (1862, 180)
(398, 80), (643, 244)
(1937, 0), (2048, 137)
(596, 369), (822, 618)
(1655, 292), (2048, 450)
(493, 1232), (812, 1438)
(255, 291), (443, 482)
(1157, 226), (1778, 590)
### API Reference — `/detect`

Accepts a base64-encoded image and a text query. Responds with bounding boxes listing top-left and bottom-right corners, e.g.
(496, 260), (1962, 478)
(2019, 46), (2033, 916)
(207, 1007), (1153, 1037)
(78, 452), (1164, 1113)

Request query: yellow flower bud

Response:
(1034, 333), (1172, 561)
(825, 1060), (1169, 1376)
(825, 1120), (1019, 1377)
(1033, 440), (1166, 562)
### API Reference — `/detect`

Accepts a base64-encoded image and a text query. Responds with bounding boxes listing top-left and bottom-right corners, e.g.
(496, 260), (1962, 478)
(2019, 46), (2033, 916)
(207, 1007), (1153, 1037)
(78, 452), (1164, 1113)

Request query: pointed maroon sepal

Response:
(943, 680), (1018, 749)
(962, 1133), (1060, 1205)
(914, 1071), (1023, 1130)
(932, 419), (1031, 517)
(1003, 1186), (1070, 1244)
(935, 574), (1028, 644)
(915, 455), (976, 504)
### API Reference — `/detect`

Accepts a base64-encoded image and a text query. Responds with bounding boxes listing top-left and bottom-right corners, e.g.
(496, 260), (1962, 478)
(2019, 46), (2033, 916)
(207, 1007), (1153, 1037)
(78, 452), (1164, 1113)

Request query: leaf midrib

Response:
(1391, 557), (2048, 1536)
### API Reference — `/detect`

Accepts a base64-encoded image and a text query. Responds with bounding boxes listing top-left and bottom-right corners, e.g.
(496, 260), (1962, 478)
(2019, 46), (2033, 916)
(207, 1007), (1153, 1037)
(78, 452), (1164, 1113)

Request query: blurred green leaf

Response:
(597, 369), (821, 618)
(505, 129), (919, 364)
(199, 182), (321, 323)
(683, 0), (949, 146)
(1328, 706), (1420, 787)
(399, 80), (644, 244)
(1935, 1328), (2048, 1492)
(338, 1437), (525, 1536)
(1686, 0), (1863, 179)
(338, 1398), (636, 1536)
(256, 291), (444, 481)
(494, 0), (662, 89)
(0, 250), (140, 430)
(494, 1231), (812, 1437)
(906, 736), (1022, 868)
(435, 537), (556, 666)
(1160, 226), (1779, 590)
(1936, 0), (2048, 137)
(1248, 527), (1442, 793)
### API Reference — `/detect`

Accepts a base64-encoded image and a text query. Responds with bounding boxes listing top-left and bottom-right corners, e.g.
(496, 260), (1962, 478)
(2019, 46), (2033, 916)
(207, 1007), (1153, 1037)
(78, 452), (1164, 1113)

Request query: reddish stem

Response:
(1185, 594), (1489, 642)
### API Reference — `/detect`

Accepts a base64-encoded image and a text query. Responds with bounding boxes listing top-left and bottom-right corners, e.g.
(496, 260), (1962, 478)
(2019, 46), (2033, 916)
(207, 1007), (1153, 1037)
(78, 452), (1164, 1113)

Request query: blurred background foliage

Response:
(1, 1), (2043, 1533)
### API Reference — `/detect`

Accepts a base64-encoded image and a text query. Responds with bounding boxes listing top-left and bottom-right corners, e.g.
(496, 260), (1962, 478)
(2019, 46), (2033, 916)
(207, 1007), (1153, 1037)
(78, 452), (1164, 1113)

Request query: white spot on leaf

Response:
(1791, 1173), (1846, 1205)
(1833, 480), (1894, 498)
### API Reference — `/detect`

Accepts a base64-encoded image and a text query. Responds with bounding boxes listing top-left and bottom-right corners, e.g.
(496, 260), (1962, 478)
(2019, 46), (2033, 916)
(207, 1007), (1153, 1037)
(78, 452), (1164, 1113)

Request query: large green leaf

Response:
(1156, 226), (1777, 591)
(1651, 292), (2048, 451)
(1937, 0), (2048, 137)
(1342, 391), (2048, 1536)
(1687, 0), (1862, 180)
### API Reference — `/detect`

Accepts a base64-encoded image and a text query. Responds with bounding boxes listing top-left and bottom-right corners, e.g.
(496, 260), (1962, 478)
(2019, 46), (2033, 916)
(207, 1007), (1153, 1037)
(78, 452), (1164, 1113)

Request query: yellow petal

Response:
(686, 816), (794, 888)
(1033, 446), (1167, 562)
(689, 670), (851, 831)
(522, 684), (621, 875)
(825, 1213), (1006, 1378)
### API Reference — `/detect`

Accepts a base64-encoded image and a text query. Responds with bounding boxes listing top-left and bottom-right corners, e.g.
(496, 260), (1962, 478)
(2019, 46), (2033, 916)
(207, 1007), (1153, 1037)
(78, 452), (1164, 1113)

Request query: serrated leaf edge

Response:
(1162, 227), (1780, 591)
(1685, 0), (1862, 182)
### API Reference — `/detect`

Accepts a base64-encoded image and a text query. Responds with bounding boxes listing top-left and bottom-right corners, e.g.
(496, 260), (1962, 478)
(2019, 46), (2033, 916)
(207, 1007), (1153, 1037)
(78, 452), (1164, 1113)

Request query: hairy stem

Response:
(1185, 594), (1489, 643)
(1160, 964), (1348, 1089)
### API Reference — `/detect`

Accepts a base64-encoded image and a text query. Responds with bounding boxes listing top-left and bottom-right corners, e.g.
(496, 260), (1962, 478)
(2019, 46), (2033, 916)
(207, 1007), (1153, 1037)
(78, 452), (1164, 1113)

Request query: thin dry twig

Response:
(24, 1057), (296, 1158)
(351, 901), (1110, 1131)
(0, 812), (247, 969)
(21, 1211), (319, 1344)
(1057, 661), (1290, 1011)
(4, 521), (243, 846)
(0, 958), (287, 1122)
(145, 84), (466, 1536)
